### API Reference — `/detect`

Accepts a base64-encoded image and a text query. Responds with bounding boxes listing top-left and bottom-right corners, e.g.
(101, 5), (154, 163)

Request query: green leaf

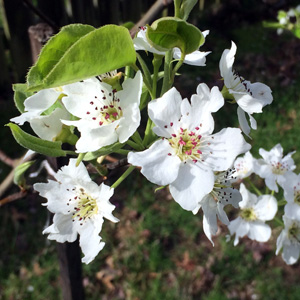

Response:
(14, 161), (35, 187)
(13, 83), (34, 113)
(180, 0), (198, 21)
(27, 24), (136, 91)
(7, 123), (68, 157)
(146, 17), (204, 55)
(84, 142), (125, 161)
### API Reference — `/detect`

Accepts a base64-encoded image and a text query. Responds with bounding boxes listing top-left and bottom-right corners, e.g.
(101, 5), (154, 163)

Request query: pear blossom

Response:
(282, 172), (300, 220)
(193, 168), (242, 244)
(233, 151), (256, 180)
(34, 159), (118, 264)
(128, 85), (250, 211)
(10, 87), (70, 141)
(62, 71), (143, 153)
(255, 144), (296, 192)
(228, 183), (277, 246)
(276, 215), (300, 265)
(219, 41), (273, 135)
(133, 27), (211, 66)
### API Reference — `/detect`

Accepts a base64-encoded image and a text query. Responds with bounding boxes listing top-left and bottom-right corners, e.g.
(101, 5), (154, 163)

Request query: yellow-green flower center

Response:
(240, 208), (257, 221)
(168, 128), (205, 163)
(67, 187), (98, 224)
(288, 223), (300, 242)
(271, 161), (288, 175)
(294, 190), (300, 204)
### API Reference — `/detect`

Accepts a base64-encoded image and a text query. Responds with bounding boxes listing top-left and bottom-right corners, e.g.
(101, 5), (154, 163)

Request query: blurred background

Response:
(1, 0), (300, 299)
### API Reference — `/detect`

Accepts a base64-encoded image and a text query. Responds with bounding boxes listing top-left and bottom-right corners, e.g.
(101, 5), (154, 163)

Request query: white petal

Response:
(25, 88), (61, 113)
(205, 128), (251, 171)
(239, 183), (258, 208)
(133, 28), (165, 55)
(249, 82), (273, 106)
(185, 84), (224, 134)
(201, 195), (218, 233)
(248, 221), (271, 242)
(34, 181), (69, 214)
(282, 244), (300, 265)
(228, 217), (249, 246)
(284, 203), (300, 220)
(56, 159), (91, 183)
(43, 213), (77, 243)
(237, 107), (251, 136)
(219, 41), (236, 83)
(169, 162), (214, 211)
(254, 195), (277, 221)
(148, 88), (183, 138)
(74, 122), (118, 153)
(203, 215), (214, 246)
(128, 139), (181, 186)
(173, 48), (211, 66)
(30, 107), (70, 141)
(78, 220), (105, 264)
(234, 91), (264, 114)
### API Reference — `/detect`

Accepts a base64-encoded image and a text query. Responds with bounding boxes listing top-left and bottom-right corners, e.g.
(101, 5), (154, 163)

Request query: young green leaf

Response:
(180, 0), (198, 21)
(14, 161), (35, 187)
(13, 83), (34, 113)
(146, 17), (204, 55)
(27, 24), (136, 91)
(7, 123), (68, 157)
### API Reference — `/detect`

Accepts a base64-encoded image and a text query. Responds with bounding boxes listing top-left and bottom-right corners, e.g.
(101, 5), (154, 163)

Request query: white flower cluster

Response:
(12, 26), (292, 265)
(229, 144), (300, 265)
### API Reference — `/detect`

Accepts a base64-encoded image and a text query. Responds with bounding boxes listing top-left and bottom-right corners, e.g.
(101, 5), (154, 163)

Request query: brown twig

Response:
(0, 190), (28, 206)
(130, 0), (173, 38)
(0, 150), (15, 167)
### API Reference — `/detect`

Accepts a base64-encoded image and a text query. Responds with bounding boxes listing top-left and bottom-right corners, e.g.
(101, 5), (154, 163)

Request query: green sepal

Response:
(83, 142), (125, 161)
(146, 17), (204, 55)
(27, 24), (136, 91)
(13, 83), (34, 113)
(13, 160), (35, 188)
(7, 123), (68, 157)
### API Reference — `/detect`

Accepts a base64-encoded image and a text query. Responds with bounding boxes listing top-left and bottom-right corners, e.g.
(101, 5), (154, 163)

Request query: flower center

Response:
(66, 187), (98, 225)
(271, 161), (288, 175)
(294, 188), (300, 204)
(85, 89), (123, 126)
(231, 71), (253, 96)
(240, 208), (257, 221)
(288, 223), (300, 243)
(211, 169), (237, 203)
(167, 127), (214, 163)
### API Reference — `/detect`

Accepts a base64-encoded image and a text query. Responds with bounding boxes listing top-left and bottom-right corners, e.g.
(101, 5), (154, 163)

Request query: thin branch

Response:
(130, 0), (173, 38)
(22, 0), (59, 32)
(0, 150), (15, 167)
(0, 190), (28, 206)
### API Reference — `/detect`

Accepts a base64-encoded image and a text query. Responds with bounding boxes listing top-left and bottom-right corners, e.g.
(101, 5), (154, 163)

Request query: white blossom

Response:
(10, 87), (70, 141)
(34, 159), (118, 264)
(276, 215), (300, 265)
(282, 172), (300, 220)
(133, 27), (211, 67)
(219, 41), (273, 136)
(193, 168), (242, 244)
(128, 85), (250, 212)
(62, 71), (143, 153)
(255, 144), (296, 192)
(228, 183), (277, 245)
(233, 151), (256, 180)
